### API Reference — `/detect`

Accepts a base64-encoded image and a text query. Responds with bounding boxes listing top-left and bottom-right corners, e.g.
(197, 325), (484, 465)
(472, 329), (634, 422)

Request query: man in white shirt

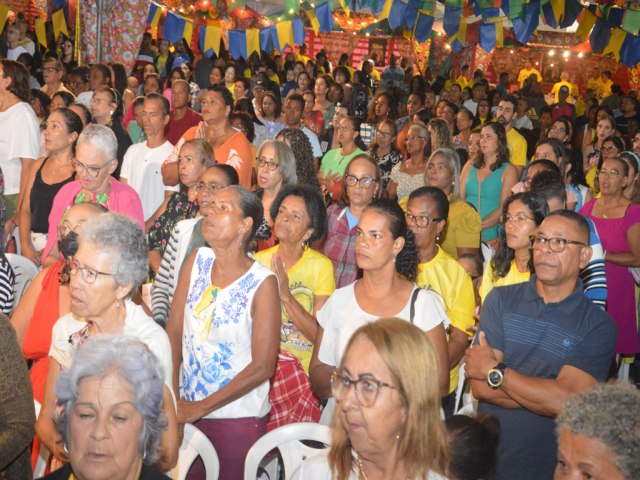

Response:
(284, 94), (322, 159)
(120, 93), (176, 230)
(463, 82), (487, 116)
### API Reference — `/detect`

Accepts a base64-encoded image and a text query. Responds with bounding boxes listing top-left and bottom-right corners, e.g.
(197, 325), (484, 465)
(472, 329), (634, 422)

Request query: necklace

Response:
(355, 456), (410, 480)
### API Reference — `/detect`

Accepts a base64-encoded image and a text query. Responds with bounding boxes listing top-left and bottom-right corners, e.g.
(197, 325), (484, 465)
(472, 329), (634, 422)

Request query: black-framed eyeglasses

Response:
(194, 182), (225, 193)
(405, 211), (443, 228)
(69, 259), (114, 284)
(73, 159), (109, 178)
(331, 369), (400, 407)
(256, 157), (279, 171)
(344, 174), (376, 189)
(597, 168), (622, 177)
(529, 235), (587, 253)
(501, 214), (534, 224)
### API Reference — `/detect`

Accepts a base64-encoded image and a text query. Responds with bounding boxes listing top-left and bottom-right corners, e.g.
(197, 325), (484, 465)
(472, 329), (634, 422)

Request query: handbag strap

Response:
(409, 288), (421, 324)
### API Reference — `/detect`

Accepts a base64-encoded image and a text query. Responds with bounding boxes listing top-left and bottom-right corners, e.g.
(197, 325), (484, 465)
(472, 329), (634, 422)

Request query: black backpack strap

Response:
(409, 287), (421, 324)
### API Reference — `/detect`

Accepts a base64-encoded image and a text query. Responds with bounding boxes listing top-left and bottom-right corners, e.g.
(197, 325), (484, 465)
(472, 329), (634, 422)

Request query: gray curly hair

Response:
(78, 213), (148, 294)
(55, 335), (167, 464)
(556, 382), (640, 479)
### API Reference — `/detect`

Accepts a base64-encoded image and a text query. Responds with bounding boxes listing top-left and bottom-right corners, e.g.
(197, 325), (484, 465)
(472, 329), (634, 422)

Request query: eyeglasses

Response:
(501, 213), (534, 224)
(256, 157), (279, 171)
(338, 125), (355, 132)
(597, 168), (622, 177)
(73, 159), (110, 178)
(344, 174), (376, 189)
(530, 235), (587, 253)
(69, 259), (114, 284)
(549, 126), (566, 134)
(405, 211), (443, 228)
(405, 135), (426, 142)
(58, 223), (83, 236)
(375, 130), (392, 138)
(194, 182), (225, 193)
(600, 146), (619, 154)
(43, 66), (59, 73)
(331, 369), (400, 407)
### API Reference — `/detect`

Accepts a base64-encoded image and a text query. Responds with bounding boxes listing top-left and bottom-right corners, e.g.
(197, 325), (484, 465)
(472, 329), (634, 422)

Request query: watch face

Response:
(488, 369), (503, 387)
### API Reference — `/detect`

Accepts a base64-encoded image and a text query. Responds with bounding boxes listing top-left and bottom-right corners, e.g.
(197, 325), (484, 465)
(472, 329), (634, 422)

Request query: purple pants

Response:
(186, 415), (268, 480)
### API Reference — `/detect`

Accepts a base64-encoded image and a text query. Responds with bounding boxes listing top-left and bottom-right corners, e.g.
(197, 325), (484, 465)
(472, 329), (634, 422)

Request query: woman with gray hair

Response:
(36, 213), (178, 472)
(41, 123), (144, 266)
(387, 124), (430, 201)
(166, 185), (280, 478)
(41, 335), (172, 480)
(555, 382), (640, 480)
(254, 139), (298, 250)
(424, 148), (481, 259)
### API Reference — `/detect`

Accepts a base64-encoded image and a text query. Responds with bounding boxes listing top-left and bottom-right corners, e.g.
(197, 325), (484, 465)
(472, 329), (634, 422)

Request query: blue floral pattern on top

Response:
(181, 335), (235, 401)
(186, 254), (215, 307)
(211, 274), (262, 329)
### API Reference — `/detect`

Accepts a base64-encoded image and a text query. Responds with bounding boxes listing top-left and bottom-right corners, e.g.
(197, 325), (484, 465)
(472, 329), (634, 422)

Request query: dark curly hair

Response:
(276, 127), (322, 196)
(270, 184), (327, 244)
(473, 122), (510, 171)
(363, 198), (419, 282)
(491, 191), (548, 281)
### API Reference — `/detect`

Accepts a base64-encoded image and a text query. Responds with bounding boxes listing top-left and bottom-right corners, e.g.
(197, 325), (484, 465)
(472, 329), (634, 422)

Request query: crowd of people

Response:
(0, 22), (639, 480)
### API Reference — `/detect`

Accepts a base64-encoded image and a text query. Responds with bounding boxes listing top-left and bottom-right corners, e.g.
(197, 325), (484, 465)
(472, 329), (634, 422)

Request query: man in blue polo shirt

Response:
(466, 210), (617, 480)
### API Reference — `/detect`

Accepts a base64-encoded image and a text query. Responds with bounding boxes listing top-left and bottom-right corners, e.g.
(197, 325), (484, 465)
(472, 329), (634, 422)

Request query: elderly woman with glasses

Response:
(148, 139), (216, 274)
(295, 318), (448, 480)
(254, 140), (298, 251)
(41, 124), (143, 267)
(36, 213), (178, 471)
(166, 186), (280, 479)
(580, 156), (640, 358)
(40, 335), (172, 480)
(151, 165), (239, 327)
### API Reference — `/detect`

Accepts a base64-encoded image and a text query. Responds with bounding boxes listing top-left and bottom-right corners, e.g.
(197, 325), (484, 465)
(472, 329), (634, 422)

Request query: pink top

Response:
(42, 177), (144, 260)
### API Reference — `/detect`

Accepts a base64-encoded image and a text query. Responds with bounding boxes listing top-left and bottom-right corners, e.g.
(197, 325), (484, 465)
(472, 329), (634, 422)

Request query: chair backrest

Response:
(33, 400), (50, 478)
(171, 423), (220, 480)
(6, 254), (38, 309)
(244, 422), (331, 480)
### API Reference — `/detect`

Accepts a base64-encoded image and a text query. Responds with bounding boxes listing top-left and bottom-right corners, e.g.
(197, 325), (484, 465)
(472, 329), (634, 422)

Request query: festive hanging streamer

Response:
(276, 20), (295, 51)
(495, 17), (503, 47)
(542, 2), (557, 29)
(388, 1), (408, 30)
(559, 0), (582, 29)
(443, 5), (462, 38)
(292, 17), (306, 45)
(590, 18), (611, 53)
(339, 0), (351, 17)
(306, 7), (320, 33)
(511, 0), (539, 45)
(147, 2), (162, 28)
(163, 11), (186, 44)
(603, 27), (625, 61)
(403, 0), (419, 31)
(199, 23), (221, 57)
(576, 8), (597, 42)
(228, 29), (247, 59)
(259, 25), (275, 52)
(52, 9), (68, 40)
(478, 21), (495, 52)
(379, 0), (393, 20)
(183, 19), (193, 43)
(246, 28), (260, 57)
(413, 11), (434, 43)
(607, 8), (624, 28)
(315, 2), (333, 33)
(34, 17), (47, 47)
(620, 32), (640, 68)
(622, 10), (640, 36)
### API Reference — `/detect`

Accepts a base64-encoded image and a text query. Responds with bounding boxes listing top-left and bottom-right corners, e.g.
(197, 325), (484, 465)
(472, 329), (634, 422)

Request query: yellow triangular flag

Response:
(205, 24), (222, 56)
(496, 18), (503, 47)
(576, 9), (597, 42)
(276, 20), (294, 51)
(602, 28), (626, 61)
(0, 1), (10, 33)
(182, 18), (193, 43)
(246, 28), (260, 58)
(306, 9), (320, 34)
(379, 0), (392, 20)
(52, 9), (68, 41)
(550, 0), (565, 24)
(34, 17), (47, 48)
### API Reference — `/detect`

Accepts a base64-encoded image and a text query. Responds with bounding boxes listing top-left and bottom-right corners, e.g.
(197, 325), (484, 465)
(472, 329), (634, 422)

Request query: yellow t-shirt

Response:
(370, 68), (380, 82)
(254, 246), (335, 372)
(550, 81), (573, 103)
(601, 79), (613, 98)
(416, 247), (476, 395)
(269, 73), (280, 85)
(517, 67), (542, 87)
(587, 77), (604, 98)
(440, 198), (482, 260)
(456, 76), (471, 90)
(506, 128), (528, 167)
(480, 259), (530, 303)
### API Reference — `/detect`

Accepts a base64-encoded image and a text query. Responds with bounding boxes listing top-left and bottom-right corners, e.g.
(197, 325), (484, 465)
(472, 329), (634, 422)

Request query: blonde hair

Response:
(329, 318), (448, 480)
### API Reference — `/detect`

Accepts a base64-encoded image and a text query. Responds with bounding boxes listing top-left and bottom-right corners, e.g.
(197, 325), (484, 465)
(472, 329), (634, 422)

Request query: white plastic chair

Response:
(6, 254), (38, 310)
(454, 363), (476, 416)
(244, 422), (331, 480)
(170, 423), (220, 480)
(33, 400), (50, 479)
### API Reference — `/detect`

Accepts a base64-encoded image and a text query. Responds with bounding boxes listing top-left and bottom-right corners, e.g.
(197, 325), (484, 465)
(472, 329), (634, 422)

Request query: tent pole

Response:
(96, 0), (103, 62)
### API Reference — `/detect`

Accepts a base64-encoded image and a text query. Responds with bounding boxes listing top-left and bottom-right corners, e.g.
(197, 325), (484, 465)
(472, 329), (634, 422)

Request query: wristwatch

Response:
(487, 362), (506, 389)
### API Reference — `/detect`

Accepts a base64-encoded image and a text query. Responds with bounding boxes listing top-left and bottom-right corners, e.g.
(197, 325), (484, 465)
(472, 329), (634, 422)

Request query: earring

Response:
(436, 233), (441, 242)
(116, 298), (121, 308)
(64, 443), (69, 454)
(109, 110), (114, 116)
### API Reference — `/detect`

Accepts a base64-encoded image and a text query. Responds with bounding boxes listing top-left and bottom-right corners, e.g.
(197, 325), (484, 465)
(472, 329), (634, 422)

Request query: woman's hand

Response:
(176, 399), (205, 425)
(21, 244), (42, 266)
(272, 254), (292, 302)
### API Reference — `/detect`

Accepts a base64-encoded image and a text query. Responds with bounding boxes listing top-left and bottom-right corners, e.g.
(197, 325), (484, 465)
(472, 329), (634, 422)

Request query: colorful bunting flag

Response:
(620, 32), (640, 67)
(403, 0), (419, 31)
(559, 0), (583, 29)
(379, 0), (393, 20)
(52, 9), (68, 40)
(338, 0), (351, 17)
(306, 7), (320, 34)
(284, 0), (300, 16)
(590, 18), (611, 53)
(34, 17), (46, 47)
(259, 25), (275, 53)
(246, 28), (260, 57)
(622, 10), (640, 35)
(199, 23), (221, 57)
(576, 8), (597, 41)
(388, 1), (408, 30)
(276, 20), (295, 52)
(147, 2), (162, 28)
(479, 22), (496, 52)
(228, 30), (247, 59)
(183, 20), (193, 43)
(164, 12), (186, 44)
(414, 11), (434, 43)
(315, 2), (333, 33)
(512, 0), (539, 45)
(603, 27), (626, 61)
(292, 17), (306, 45)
